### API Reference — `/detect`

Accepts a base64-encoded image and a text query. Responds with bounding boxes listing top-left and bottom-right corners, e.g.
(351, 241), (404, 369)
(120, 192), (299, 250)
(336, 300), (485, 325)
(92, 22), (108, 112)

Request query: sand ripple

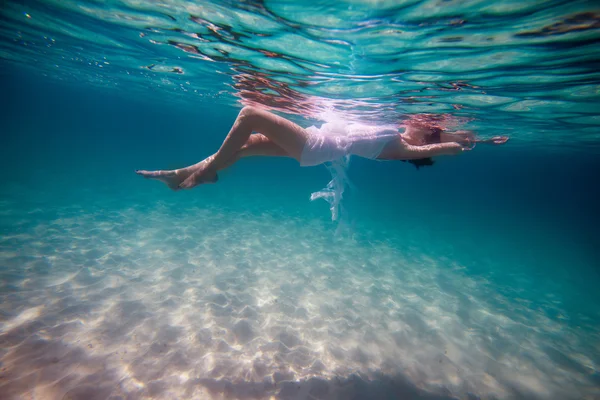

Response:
(0, 203), (598, 399)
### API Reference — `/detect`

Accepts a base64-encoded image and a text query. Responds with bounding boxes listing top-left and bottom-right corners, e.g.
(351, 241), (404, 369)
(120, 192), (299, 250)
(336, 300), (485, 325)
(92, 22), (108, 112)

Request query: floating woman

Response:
(136, 106), (508, 190)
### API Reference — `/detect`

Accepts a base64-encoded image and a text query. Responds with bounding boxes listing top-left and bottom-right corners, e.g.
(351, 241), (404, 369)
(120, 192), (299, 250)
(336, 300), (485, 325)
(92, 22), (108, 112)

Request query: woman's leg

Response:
(178, 106), (308, 188)
(136, 134), (292, 190)
(220, 134), (291, 169)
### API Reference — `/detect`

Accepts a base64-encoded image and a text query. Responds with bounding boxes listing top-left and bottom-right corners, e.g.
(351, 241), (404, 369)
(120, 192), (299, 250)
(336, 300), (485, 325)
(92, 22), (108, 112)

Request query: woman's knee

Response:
(238, 106), (261, 121)
(239, 105), (277, 125)
(235, 106), (261, 130)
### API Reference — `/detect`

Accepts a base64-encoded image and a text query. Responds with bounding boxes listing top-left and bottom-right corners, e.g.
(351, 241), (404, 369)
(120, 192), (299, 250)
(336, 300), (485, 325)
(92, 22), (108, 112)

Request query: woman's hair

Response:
(403, 157), (436, 169)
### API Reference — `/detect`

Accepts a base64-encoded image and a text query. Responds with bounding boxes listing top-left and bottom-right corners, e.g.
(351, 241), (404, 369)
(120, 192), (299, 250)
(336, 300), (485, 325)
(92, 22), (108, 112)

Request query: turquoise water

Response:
(1, 1), (600, 399)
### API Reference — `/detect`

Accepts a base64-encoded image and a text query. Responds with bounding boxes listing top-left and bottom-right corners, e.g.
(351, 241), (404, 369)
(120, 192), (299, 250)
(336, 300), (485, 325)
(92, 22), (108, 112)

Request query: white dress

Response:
(299, 121), (399, 167)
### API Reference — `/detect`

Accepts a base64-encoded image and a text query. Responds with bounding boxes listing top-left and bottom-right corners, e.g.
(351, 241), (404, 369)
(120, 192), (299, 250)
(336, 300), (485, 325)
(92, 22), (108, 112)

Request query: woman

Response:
(136, 106), (508, 190)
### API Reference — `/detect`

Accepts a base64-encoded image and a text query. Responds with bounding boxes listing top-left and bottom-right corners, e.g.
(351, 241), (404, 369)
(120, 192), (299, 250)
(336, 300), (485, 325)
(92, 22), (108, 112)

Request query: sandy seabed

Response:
(0, 199), (598, 400)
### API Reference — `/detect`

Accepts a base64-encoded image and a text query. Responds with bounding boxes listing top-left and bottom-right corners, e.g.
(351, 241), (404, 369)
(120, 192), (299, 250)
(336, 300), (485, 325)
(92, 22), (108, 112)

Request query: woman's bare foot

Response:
(135, 169), (192, 191)
(178, 167), (218, 189)
(136, 155), (219, 191)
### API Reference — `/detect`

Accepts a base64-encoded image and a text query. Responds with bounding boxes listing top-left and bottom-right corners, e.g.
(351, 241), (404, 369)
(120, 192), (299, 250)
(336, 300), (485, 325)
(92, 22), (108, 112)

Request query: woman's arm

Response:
(478, 136), (509, 145)
(378, 137), (465, 160)
(440, 131), (475, 146)
(441, 131), (509, 146)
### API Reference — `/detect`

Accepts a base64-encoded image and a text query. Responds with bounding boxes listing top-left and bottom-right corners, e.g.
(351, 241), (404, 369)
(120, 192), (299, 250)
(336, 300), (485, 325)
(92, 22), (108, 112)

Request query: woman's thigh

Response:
(242, 107), (308, 161)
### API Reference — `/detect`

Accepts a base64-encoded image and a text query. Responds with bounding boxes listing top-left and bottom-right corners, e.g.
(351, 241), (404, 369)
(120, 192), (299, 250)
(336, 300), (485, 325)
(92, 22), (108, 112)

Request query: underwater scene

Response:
(1, 0), (599, 399)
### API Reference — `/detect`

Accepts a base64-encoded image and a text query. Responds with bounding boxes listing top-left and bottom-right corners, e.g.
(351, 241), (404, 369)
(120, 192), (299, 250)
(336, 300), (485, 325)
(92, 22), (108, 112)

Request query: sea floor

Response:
(0, 187), (598, 400)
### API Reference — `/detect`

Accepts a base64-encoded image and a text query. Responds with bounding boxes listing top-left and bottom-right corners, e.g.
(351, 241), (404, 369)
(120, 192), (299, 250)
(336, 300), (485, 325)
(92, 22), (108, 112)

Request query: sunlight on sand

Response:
(0, 202), (598, 400)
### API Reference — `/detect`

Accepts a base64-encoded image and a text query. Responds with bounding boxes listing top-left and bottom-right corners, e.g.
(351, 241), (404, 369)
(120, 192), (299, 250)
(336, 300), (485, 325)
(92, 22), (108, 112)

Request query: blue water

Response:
(1, 1), (600, 399)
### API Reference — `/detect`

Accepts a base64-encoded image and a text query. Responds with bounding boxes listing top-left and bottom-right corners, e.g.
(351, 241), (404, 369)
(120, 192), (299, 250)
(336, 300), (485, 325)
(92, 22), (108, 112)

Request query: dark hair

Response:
(402, 157), (435, 169)
(402, 127), (442, 170)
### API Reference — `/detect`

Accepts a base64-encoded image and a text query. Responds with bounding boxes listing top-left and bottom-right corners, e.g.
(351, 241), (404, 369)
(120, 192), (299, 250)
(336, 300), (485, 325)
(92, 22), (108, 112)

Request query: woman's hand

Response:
(445, 142), (470, 155)
(455, 131), (476, 147)
(489, 136), (509, 145)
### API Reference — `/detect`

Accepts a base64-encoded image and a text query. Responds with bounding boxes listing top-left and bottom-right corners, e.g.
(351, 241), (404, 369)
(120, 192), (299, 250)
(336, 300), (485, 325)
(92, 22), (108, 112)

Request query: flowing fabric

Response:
(309, 156), (354, 221)
(305, 122), (399, 221)
(300, 122), (399, 167)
